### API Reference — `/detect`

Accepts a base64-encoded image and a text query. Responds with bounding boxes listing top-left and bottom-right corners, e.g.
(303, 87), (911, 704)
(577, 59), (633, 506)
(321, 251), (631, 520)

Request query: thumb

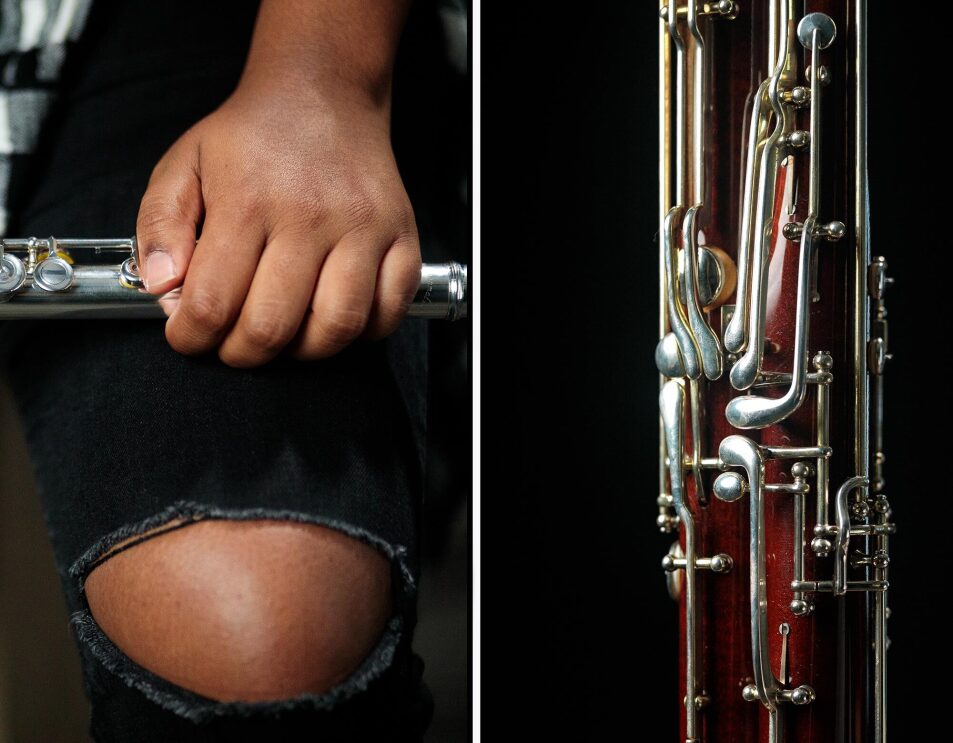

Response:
(136, 136), (203, 294)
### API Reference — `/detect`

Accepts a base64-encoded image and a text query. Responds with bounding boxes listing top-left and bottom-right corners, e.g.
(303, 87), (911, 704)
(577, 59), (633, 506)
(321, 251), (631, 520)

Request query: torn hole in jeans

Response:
(67, 500), (417, 724)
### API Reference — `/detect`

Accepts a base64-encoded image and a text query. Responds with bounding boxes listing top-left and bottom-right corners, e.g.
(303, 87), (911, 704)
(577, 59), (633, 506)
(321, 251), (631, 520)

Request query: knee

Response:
(83, 519), (394, 702)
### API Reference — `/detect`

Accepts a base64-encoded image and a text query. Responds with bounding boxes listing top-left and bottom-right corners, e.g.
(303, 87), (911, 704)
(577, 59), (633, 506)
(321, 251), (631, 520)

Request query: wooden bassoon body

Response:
(655, 2), (891, 741)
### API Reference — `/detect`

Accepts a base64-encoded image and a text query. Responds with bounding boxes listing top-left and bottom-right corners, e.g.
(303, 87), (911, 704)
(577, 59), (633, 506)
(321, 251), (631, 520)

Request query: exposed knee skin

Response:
(83, 520), (393, 703)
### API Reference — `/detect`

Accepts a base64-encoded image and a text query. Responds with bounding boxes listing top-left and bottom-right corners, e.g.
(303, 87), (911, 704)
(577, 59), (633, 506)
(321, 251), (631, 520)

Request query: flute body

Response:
(0, 238), (467, 321)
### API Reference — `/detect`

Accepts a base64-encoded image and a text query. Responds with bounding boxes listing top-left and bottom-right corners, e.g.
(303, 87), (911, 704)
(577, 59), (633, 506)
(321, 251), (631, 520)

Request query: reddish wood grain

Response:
(668, 1), (863, 740)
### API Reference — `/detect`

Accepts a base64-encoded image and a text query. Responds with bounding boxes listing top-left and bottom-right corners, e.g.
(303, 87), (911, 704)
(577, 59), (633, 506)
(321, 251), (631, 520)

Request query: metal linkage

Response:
(658, 1), (738, 19)
(788, 461), (814, 616)
(868, 252), (893, 743)
(662, 551), (733, 574)
(655, 0), (737, 542)
(725, 13), (843, 429)
(660, 379), (734, 742)
(713, 436), (825, 734)
(660, 380), (702, 742)
(725, 0), (792, 393)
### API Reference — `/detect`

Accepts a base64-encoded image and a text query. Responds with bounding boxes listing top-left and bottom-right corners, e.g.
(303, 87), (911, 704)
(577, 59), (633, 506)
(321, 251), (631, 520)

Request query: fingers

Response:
(288, 232), (385, 361)
(143, 124), (420, 364)
(136, 136), (204, 294)
(364, 232), (421, 341)
(216, 228), (329, 367)
(164, 206), (267, 356)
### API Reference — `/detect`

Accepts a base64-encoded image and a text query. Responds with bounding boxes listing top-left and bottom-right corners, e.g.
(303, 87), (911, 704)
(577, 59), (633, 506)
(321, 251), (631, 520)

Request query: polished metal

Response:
(781, 219), (846, 242)
(791, 579), (888, 593)
(852, 1), (886, 736)
(797, 12), (836, 51)
(833, 476), (869, 596)
(687, 0), (707, 208)
(688, 378), (706, 503)
(849, 523), (895, 537)
(684, 0), (726, 530)
(658, 1), (738, 19)
(0, 238), (468, 320)
(752, 370), (831, 388)
(726, 216), (816, 428)
(655, 2), (889, 739)
(868, 255), (889, 300)
(656, 332), (687, 379)
(779, 622), (790, 684)
(0, 253), (26, 298)
(32, 237), (74, 293)
(790, 461), (812, 615)
(726, 14), (838, 428)
(780, 86), (810, 106)
(777, 685), (816, 706)
(870, 252), (891, 736)
(814, 352), (832, 536)
(678, 246), (725, 309)
(728, 0), (791, 392)
(779, 130), (809, 149)
(714, 435), (780, 711)
(666, 541), (685, 600)
(868, 337), (887, 375)
(660, 379), (701, 743)
(413, 262), (469, 321)
(714, 434), (839, 738)
(723, 80), (770, 355)
(662, 552), (733, 574)
(850, 549), (889, 570)
(764, 481), (808, 495)
(658, 6), (674, 536)
(760, 444), (830, 460)
(660, 207), (702, 380)
(668, 1), (687, 205)
(682, 208), (723, 380)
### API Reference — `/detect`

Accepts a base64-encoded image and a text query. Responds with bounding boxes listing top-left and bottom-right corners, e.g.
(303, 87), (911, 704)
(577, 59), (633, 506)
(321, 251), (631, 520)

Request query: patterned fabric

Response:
(0, 0), (93, 234)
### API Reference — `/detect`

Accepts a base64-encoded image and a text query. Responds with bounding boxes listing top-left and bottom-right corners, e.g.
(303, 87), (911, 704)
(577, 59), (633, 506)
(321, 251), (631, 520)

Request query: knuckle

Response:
(182, 291), (232, 334)
(317, 306), (368, 346)
(242, 309), (299, 352)
(236, 184), (270, 219)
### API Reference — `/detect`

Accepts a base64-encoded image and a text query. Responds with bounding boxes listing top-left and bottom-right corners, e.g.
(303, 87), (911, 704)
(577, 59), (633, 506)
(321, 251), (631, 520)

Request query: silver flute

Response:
(0, 237), (467, 321)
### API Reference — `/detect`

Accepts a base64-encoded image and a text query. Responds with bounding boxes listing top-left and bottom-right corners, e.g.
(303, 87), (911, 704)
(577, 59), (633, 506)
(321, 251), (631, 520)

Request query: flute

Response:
(0, 237), (467, 320)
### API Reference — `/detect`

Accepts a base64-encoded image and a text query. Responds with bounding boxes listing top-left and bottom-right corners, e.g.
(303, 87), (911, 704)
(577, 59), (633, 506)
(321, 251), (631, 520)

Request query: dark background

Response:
(482, 2), (943, 738)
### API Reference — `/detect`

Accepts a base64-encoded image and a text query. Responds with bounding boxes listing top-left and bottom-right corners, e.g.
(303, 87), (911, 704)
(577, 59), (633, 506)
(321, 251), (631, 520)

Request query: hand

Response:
(135, 81), (421, 367)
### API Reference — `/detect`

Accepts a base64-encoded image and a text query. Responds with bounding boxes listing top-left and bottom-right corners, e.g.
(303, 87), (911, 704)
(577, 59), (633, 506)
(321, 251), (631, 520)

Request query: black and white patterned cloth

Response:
(0, 0), (92, 235)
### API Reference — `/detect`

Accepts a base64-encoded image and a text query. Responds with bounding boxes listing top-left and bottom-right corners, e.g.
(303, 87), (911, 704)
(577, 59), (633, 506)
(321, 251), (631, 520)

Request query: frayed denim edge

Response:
(66, 500), (416, 724)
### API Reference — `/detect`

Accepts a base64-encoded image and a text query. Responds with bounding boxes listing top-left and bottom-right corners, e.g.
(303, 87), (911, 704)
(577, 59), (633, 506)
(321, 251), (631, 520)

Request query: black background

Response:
(482, 2), (944, 738)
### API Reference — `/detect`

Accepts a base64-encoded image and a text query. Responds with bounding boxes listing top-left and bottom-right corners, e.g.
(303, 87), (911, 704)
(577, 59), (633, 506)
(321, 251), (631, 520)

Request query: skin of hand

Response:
(135, 0), (419, 368)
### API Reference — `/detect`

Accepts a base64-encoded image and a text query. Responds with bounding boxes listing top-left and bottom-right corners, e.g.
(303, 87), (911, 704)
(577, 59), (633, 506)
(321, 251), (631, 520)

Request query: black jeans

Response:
(0, 1), (462, 739)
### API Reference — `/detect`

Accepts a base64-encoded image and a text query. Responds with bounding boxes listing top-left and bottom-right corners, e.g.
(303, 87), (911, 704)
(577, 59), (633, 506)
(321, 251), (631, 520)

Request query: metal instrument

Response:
(655, 2), (892, 741)
(0, 237), (468, 321)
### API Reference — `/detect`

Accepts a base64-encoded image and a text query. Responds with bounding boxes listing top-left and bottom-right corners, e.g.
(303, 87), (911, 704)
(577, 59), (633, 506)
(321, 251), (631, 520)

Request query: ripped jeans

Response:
(0, 0), (437, 739)
(3, 322), (432, 741)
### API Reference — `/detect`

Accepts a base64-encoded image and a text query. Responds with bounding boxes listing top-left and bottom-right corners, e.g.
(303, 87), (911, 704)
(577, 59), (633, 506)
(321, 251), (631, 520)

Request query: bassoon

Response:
(655, 1), (892, 740)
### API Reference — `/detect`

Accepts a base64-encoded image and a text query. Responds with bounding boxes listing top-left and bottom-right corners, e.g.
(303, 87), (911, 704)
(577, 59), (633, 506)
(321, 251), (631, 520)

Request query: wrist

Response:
(239, 0), (410, 114)
(237, 62), (394, 117)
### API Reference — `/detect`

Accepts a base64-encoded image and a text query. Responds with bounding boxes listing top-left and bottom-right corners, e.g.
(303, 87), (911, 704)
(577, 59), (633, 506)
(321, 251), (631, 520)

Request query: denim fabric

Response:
(0, 0), (445, 739)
